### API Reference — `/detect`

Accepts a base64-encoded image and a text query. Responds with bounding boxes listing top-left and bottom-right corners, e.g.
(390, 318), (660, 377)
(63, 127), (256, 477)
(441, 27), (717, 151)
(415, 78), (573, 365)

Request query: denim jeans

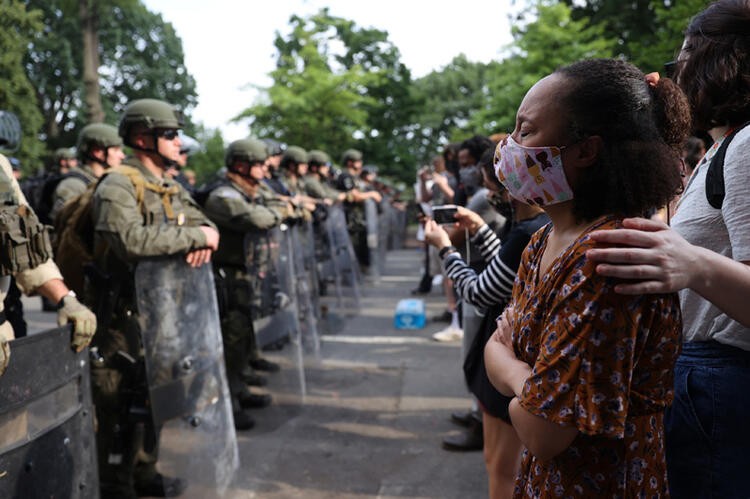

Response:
(665, 341), (750, 499)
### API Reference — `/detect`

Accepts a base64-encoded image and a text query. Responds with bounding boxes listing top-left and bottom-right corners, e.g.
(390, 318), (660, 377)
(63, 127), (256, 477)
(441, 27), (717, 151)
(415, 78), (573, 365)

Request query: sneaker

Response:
(432, 326), (463, 342)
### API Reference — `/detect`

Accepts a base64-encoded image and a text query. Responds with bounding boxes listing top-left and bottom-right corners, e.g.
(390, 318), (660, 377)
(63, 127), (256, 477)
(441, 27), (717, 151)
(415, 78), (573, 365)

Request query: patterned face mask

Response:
(493, 136), (574, 207)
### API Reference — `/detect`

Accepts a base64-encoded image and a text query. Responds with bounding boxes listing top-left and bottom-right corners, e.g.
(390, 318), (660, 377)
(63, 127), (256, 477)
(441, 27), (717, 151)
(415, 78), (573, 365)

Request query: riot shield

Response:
(289, 222), (320, 357)
(0, 326), (98, 499)
(249, 226), (307, 398)
(134, 258), (238, 496)
(322, 205), (361, 311)
(376, 198), (391, 275)
(363, 198), (380, 280)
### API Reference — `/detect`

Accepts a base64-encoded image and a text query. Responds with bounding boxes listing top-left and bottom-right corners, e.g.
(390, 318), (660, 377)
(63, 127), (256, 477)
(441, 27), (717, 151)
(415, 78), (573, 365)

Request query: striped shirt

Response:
(443, 214), (550, 309)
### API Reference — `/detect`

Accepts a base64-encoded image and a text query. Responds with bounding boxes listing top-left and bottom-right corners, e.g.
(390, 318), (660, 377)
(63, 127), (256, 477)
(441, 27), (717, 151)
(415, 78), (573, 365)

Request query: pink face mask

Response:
(493, 136), (574, 207)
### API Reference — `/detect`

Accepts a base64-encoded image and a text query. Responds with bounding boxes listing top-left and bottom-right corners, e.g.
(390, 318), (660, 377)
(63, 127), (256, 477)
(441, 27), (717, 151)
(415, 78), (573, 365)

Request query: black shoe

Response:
(238, 392), (272, 409)
(450, 410), (475, 428)
(250, 357), (280, 373)
(441, 425), (484, 452)
(134, 473), (186, 498)
(233, 410), (256, 431)
(241, 368), (267, 387)
(410, 287), (431, 296)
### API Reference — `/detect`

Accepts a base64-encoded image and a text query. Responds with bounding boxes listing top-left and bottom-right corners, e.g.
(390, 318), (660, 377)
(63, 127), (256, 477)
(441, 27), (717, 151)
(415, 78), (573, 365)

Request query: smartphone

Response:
(432, 204), (458, 224)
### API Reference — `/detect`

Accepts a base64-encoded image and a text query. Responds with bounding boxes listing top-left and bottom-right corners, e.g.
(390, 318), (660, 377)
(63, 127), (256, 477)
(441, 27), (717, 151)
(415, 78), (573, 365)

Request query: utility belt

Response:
(0, 204), (53, 275)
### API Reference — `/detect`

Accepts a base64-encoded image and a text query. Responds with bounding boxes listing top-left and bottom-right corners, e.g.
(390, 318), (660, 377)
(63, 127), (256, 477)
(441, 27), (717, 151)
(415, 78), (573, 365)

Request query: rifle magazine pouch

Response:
(0, 205), (53, 275)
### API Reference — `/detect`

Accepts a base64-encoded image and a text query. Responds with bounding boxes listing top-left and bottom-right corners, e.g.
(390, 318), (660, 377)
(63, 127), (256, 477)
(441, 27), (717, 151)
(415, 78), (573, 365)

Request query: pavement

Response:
(21, 243), (487, 499)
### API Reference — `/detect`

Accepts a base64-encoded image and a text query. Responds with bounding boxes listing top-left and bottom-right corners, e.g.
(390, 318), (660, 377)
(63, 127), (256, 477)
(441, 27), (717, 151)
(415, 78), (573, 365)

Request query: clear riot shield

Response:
(134, 259), (238, 496)
(249, 226), (307, 398)
(363, 198), (380, 280)
(0, 326), (98, 499)
(322, 205), (361, 312)
(376, 198), (391, 275)
(289, 222), (320, 357)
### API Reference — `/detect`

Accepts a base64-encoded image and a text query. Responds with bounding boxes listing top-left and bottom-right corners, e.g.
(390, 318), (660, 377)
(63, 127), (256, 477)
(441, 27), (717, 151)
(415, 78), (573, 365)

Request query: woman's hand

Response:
(453, 206), (485, 235)
(587, 217), (697, 294)
(484, 307), (529, 398)
(423, 219), (452, 249)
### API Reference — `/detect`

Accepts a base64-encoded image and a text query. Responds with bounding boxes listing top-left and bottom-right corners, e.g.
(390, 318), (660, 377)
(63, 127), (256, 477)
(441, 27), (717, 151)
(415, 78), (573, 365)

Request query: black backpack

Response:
(705, 122), (750, 209)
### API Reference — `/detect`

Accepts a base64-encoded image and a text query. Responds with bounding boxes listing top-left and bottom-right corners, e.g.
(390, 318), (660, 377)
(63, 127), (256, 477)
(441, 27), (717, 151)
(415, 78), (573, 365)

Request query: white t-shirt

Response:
(671, 126), (750, 349)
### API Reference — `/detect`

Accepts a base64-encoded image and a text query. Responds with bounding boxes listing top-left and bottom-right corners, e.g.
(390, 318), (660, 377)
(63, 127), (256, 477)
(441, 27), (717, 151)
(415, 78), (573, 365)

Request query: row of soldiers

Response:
(0, 99), (393, 499)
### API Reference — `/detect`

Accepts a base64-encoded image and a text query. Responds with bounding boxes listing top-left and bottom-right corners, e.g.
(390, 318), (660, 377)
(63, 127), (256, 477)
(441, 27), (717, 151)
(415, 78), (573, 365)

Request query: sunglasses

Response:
(157, 129), (180, 140)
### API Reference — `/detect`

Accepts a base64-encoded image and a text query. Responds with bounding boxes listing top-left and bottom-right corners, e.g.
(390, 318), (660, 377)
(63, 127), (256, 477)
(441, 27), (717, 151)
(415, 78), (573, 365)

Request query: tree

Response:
(23, 0), (198, 152)
(0, 0), (45, 170)
(409, 55), (497, 162)
(472, 1), (616, 134)
(184, 126), (225, 185)
(236, 9), (419, 183)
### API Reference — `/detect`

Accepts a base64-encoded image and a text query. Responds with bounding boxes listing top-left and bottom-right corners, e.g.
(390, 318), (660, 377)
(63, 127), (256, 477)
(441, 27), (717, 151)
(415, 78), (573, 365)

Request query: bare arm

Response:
(588, 217), (750, 327)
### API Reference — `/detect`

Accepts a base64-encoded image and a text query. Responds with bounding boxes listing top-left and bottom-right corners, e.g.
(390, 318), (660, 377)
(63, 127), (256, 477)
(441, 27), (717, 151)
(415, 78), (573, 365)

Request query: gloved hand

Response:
(0, 339), (9, 377)
(57, 295), (97, 352)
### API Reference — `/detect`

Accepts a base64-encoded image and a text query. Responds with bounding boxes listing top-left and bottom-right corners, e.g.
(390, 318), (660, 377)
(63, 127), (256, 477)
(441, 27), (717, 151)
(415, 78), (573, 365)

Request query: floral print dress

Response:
(510, 218), (682, 498)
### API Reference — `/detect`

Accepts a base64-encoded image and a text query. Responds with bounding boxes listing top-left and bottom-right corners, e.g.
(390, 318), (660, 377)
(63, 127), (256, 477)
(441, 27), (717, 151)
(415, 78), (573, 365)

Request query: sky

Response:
(143, 0), (515, 142)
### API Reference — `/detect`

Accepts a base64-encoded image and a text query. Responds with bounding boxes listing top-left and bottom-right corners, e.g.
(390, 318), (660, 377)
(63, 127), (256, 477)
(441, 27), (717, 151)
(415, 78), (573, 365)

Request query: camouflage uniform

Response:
(89, 157), (215, 497)
(202, 178), (282, 409)
(49, 165), (97, 222)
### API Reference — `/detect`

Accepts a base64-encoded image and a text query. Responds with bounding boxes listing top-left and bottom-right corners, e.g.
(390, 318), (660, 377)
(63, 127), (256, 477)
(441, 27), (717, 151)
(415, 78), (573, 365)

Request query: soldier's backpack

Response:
(53, 165), (154, 295)
(36, 170), (91, 225)
(705, 121), (750, 209)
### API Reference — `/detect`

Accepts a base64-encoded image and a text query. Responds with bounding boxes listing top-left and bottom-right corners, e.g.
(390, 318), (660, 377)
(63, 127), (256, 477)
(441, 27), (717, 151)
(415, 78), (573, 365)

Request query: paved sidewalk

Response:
(21, 245), (487, 498)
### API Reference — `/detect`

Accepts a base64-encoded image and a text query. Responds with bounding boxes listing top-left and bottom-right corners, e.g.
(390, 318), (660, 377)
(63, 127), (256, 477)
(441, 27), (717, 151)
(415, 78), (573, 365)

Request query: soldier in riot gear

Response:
(54, 147), (78, 175)
(202, 139), (287, 430)
(305, 149), (345, 203)
(89, 98), (221, 498)
(49, 123), (125, 223)
(335, 149), (382, 268)
(0, 110), (96, 375)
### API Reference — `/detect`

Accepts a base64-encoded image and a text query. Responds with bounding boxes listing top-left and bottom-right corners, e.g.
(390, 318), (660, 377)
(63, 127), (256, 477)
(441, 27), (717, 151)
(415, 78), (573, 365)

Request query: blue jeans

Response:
(666, 341), (750, 498)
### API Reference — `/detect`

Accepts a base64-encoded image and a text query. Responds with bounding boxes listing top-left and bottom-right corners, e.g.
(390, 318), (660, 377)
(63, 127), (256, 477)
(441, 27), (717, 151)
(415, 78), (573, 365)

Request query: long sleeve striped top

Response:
(442, 213), (550, 310)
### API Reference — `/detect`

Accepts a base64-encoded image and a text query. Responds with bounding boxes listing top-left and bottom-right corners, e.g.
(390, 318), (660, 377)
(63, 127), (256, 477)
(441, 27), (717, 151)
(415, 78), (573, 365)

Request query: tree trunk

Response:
(80, 0), (104, 123)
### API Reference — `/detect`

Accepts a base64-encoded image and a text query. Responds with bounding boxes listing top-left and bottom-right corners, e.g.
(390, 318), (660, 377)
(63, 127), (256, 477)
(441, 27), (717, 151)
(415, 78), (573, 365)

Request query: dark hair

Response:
(675, 0), (750, 129)
(459, 135), (494, 164)
(442, 143), (461, 177)
(555, 58), (691, 221)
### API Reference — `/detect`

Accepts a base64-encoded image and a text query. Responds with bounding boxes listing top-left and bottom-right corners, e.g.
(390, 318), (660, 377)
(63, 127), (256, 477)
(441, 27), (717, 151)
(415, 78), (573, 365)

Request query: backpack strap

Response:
(706, 121), (750, 209)
(109, 165), (180, 220)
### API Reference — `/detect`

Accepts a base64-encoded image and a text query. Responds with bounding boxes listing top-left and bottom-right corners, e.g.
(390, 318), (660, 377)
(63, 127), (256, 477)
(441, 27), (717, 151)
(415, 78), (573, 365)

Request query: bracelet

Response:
(439, 245), (458, 259)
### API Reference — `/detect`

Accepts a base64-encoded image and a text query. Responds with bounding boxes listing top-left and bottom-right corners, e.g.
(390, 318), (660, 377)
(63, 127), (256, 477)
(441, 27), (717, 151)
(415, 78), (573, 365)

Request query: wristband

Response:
(56, 289), (77, 310)
(439, 245), (458, 259)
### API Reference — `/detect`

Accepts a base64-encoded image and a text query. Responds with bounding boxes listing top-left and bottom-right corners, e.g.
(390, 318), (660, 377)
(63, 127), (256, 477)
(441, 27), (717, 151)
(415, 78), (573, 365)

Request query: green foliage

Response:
(0, 0), (45, 171)
(21, 0), (198, 159)
(236, 9), (420, 184)
(410, 55), (498, 163)
(473, 1), (616, 134)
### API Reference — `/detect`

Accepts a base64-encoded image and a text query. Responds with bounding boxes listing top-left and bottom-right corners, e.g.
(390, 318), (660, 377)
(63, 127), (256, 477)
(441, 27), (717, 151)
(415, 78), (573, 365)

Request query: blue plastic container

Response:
(394, 299), (426, 330)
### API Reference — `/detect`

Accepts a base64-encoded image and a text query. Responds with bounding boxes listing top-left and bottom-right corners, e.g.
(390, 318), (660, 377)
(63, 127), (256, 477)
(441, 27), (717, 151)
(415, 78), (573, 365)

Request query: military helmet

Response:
(0, 111), (21, 152)
(282, 145), (308, 165)
(118, 98), (184, 142)
(341, 148), (363, 165)
(308, 149), (330, 167)
(224, 138), (267, 168)
(54, 147), (77, 162)
(77, 123), (123, 158)
(261, 138), (283, 156)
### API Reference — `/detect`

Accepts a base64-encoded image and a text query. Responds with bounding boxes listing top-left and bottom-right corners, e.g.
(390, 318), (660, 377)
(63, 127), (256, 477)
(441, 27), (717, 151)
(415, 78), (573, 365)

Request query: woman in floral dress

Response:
(484, 58), (691, 497)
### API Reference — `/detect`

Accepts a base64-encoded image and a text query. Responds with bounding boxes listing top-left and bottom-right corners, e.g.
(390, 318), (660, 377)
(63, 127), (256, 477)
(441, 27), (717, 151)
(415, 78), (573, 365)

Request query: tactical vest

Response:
(0, 166), (53, 276)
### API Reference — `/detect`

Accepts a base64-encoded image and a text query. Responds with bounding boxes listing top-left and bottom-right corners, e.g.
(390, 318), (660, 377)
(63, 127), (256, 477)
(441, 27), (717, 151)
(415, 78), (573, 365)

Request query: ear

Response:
(572, 135), (603, 168)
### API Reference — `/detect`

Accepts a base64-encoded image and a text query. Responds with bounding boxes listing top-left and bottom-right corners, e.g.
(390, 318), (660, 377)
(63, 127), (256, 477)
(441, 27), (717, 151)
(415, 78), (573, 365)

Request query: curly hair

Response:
(554, 59), (692, 221)
(459, 135), (494, 164)
(674, 0), (750, 130)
